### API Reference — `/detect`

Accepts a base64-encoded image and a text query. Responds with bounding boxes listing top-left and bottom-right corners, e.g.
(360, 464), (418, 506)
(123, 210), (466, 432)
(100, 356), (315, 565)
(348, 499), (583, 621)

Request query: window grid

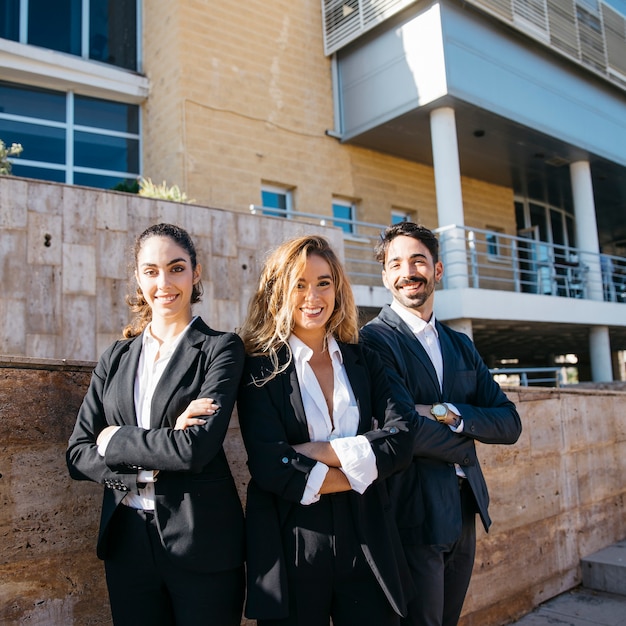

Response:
(0, 81), (140, 189)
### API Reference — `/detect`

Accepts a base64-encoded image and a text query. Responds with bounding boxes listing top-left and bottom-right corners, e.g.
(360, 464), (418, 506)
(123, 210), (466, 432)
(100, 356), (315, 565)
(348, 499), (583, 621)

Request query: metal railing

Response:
(489, 366), (563, 387)
(248, 206), (626, 303)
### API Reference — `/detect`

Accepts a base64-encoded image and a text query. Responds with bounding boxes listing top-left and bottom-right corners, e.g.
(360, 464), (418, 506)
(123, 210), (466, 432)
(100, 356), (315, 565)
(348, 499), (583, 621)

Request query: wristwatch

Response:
(430, 403), (449, 422)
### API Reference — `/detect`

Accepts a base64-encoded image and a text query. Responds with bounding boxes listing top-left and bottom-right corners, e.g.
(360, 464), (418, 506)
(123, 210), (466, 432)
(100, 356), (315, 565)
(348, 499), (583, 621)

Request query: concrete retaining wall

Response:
(1, 358), (625, 625)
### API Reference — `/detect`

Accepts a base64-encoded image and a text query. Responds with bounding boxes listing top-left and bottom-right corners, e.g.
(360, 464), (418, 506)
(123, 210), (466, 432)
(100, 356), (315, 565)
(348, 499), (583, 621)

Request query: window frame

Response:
(332, 198), (357, 235)
(260, 184), (293, 218)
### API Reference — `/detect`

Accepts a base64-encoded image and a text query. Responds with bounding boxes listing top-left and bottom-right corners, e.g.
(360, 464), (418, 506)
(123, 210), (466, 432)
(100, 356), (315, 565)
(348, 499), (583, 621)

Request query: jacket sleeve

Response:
(360, 323), (478, 465)
(357, 345), (417, 481)
(66, 342), (139, 492)
(237, 357), (317, 504)
(103, 332), (245, 474)
(449, 335), (522, 445)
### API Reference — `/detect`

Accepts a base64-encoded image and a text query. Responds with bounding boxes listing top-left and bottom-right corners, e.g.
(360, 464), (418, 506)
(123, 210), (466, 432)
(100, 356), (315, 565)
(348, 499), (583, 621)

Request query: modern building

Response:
(1, 0), (625, 382)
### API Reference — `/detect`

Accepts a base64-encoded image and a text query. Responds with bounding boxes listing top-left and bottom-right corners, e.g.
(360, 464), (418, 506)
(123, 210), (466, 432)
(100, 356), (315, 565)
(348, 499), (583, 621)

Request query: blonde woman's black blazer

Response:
(237, 342), (417, 620)
(67, 317), (245, 573)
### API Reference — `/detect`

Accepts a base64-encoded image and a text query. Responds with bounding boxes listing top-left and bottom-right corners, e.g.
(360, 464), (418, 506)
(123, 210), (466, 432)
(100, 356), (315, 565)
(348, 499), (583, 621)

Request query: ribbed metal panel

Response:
(321, 0), (626, 89)
(602, 3), (626, 76)
(322, 0), (417, 55)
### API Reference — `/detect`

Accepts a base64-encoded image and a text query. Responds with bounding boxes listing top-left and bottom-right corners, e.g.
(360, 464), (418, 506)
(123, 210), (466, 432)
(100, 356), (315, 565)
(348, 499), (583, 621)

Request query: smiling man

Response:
(360, 222), (522, 626)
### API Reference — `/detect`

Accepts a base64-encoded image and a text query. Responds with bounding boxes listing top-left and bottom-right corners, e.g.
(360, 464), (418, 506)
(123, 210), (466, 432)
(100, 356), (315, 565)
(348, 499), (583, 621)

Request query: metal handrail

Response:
(248, 206), (626, 303)
(489, 366), (563, 387)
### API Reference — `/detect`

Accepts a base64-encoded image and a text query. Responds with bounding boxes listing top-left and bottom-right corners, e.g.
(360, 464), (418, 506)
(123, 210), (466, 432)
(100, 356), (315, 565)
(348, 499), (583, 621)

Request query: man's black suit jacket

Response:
(360, 305), (522, 546)
(237, 342), (417, 620)
(67, 317), (245, 573)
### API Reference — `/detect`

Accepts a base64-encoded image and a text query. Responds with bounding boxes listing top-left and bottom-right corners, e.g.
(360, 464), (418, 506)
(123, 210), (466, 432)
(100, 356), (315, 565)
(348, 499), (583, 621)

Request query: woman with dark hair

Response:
(67, 223), (245, 626)
(237, 235), (416, 626)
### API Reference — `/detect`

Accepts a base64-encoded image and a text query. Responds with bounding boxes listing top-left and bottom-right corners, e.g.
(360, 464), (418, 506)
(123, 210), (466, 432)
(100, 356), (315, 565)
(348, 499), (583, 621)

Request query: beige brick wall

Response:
(140, 1), (517, 235)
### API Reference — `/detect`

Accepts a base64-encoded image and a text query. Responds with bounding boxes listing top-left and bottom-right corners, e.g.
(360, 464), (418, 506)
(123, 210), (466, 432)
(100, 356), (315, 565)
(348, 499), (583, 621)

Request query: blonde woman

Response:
(237, 235), (416, 626)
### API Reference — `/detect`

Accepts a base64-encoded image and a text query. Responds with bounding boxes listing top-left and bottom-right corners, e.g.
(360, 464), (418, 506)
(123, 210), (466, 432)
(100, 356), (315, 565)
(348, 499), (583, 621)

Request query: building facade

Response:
(1, 0), (625, 382)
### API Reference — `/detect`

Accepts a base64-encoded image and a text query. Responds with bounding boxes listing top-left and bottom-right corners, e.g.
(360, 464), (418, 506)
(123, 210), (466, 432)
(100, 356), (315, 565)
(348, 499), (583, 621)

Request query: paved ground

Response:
(506, 586), (626, 625)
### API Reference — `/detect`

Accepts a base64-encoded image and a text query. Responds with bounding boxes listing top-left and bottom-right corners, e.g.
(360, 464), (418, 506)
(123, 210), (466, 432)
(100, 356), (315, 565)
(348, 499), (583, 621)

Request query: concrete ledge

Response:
(582, 540), (626, 596)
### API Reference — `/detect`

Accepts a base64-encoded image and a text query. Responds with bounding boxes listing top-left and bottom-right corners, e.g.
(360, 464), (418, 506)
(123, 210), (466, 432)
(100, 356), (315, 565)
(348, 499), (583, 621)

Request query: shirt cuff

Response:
(445, 403), (464, 432)
(137, 469), (158, 483)
(330, 435), (378, 494)
(96, 426), (121, 456)
(300, 462), (329, 505)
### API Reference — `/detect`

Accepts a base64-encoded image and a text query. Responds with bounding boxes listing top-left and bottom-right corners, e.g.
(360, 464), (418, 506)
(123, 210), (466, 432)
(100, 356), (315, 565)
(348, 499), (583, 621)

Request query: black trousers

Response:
(104, 504), (244, 626)
(259, 492), (399, 626)
(401, 478), (477, 626)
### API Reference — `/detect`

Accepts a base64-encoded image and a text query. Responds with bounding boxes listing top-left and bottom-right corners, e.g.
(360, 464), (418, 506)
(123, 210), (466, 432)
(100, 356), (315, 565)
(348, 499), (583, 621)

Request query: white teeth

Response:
(302, 307), (322, 314)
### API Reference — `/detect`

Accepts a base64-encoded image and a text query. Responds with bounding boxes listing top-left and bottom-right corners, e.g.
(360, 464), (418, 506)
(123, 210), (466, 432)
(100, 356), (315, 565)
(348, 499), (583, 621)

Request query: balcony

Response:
(249, 205), (626, 305)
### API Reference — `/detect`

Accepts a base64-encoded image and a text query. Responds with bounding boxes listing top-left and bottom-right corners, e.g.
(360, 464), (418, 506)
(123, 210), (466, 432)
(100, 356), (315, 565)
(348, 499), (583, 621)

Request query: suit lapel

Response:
(341, 344), (371, 434)
(286, 361), (311, 441)
(380, 305), (441, 395)
(149, 322), (202, 428)
(437, 322), (457, 399)
(116, 336), (142, 426)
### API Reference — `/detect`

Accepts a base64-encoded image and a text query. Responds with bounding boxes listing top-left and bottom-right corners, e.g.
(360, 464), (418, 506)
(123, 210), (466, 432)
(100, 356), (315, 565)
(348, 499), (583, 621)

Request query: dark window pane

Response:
(0, 119), (65, 164)
(28, 0), (82, 55)
(0, 0), (20, 41)
(0, 81), (66, 121)
(75, 95), (139, 133)
(74, 172), (136, 190)
(89, 0), (137, 70)
(11, 163), (66, 183)
(74, 131), (139, 172)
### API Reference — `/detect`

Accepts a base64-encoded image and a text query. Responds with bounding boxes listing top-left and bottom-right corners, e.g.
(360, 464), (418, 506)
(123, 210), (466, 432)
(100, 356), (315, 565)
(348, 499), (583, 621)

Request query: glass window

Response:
(7, 0), (138, 71)
(0, 119), (66, 164)
(0, 0), (20, 41)
(75, 95), (139, 133)
(11, 163), (66, 182)
(28, 0), (82, 55)
(332, 200), (355, 234)
(0, 81), (140, 190)
(75, 131), (139, 171)
(0, 81), (66, 122)
(391, 209), (415, 224)
(74, 172), (135, 189)
(89, 0), (137, 70)
(486, 228), (504, 258)
(261, 186), (291, 217)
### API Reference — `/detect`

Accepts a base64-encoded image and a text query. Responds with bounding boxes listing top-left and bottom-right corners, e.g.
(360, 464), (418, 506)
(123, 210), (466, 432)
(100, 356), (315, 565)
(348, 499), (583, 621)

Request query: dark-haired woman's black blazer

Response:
(67, 317), (245, 573)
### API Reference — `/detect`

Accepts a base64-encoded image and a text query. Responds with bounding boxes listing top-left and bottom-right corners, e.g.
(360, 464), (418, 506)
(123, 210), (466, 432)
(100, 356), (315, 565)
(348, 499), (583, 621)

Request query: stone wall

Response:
(1, 358), (625, 625)
(0, 176), (343, 362)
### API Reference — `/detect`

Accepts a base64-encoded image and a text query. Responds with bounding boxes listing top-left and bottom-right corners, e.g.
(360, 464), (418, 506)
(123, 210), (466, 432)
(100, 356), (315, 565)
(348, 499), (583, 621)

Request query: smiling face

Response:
(135, 235), (201, 329)
(382, 234), (443, 320)
(291, 253), (336, 345)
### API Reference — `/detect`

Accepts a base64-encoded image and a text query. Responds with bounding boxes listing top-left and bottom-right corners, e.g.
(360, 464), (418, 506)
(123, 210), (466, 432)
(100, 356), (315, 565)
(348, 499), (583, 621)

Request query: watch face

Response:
(432, 404), (447, 418)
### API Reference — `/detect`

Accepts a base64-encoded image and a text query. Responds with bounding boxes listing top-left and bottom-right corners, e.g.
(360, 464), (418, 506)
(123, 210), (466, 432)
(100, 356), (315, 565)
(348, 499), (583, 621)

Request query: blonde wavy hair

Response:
(239, 235), (359, 382)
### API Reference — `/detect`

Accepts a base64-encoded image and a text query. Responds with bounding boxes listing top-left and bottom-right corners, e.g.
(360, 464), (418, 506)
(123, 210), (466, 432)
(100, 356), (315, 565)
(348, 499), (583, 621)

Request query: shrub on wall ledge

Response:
(0, 139), (23, 175)
(138, 177), (195, 203)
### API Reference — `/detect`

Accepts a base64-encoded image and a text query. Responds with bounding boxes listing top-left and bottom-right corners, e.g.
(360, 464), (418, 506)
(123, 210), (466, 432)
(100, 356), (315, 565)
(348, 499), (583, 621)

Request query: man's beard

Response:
(393, 276), (434, 309)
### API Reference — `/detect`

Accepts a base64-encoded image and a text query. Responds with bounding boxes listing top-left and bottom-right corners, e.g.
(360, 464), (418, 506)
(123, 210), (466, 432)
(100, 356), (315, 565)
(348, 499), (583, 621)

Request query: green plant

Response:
(138, 177), (194, 203)
(0, 140), (23, 175)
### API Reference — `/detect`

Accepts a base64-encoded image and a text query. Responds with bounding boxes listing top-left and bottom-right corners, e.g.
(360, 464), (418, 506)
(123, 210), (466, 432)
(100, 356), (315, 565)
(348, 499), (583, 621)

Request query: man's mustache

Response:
(395, 277), (426, 288)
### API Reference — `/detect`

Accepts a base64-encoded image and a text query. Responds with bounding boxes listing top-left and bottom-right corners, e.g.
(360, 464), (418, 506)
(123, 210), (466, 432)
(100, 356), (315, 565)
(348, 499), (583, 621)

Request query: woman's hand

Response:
(174, 398), (220, 430)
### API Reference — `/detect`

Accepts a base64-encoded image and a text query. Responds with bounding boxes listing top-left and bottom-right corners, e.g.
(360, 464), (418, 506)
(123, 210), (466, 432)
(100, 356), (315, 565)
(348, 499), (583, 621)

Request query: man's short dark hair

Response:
(375, 222), (439, 265)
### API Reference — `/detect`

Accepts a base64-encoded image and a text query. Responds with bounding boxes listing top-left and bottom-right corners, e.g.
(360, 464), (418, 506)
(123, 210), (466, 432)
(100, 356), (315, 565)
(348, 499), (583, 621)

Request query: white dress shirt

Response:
(390, 301), (466, 477)
(288, 334), (378, 505)
(97, 318), (194, 510)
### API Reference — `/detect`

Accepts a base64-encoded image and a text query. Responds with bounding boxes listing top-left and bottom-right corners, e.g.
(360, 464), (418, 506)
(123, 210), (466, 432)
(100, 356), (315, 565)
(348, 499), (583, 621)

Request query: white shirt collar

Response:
(288, 334), (343, 365)
(142, 315), (197, 359)
(390, 300), (438, 337)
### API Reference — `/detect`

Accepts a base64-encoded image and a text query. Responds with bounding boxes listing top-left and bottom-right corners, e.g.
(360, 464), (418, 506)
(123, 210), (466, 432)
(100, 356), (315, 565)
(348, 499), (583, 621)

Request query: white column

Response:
(430, 107), (468, 289)
(589, 326), (613, 382)
(570, 161), (612, 382)
(570, 161), (603, 301)
(445, 318), (473, 341)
